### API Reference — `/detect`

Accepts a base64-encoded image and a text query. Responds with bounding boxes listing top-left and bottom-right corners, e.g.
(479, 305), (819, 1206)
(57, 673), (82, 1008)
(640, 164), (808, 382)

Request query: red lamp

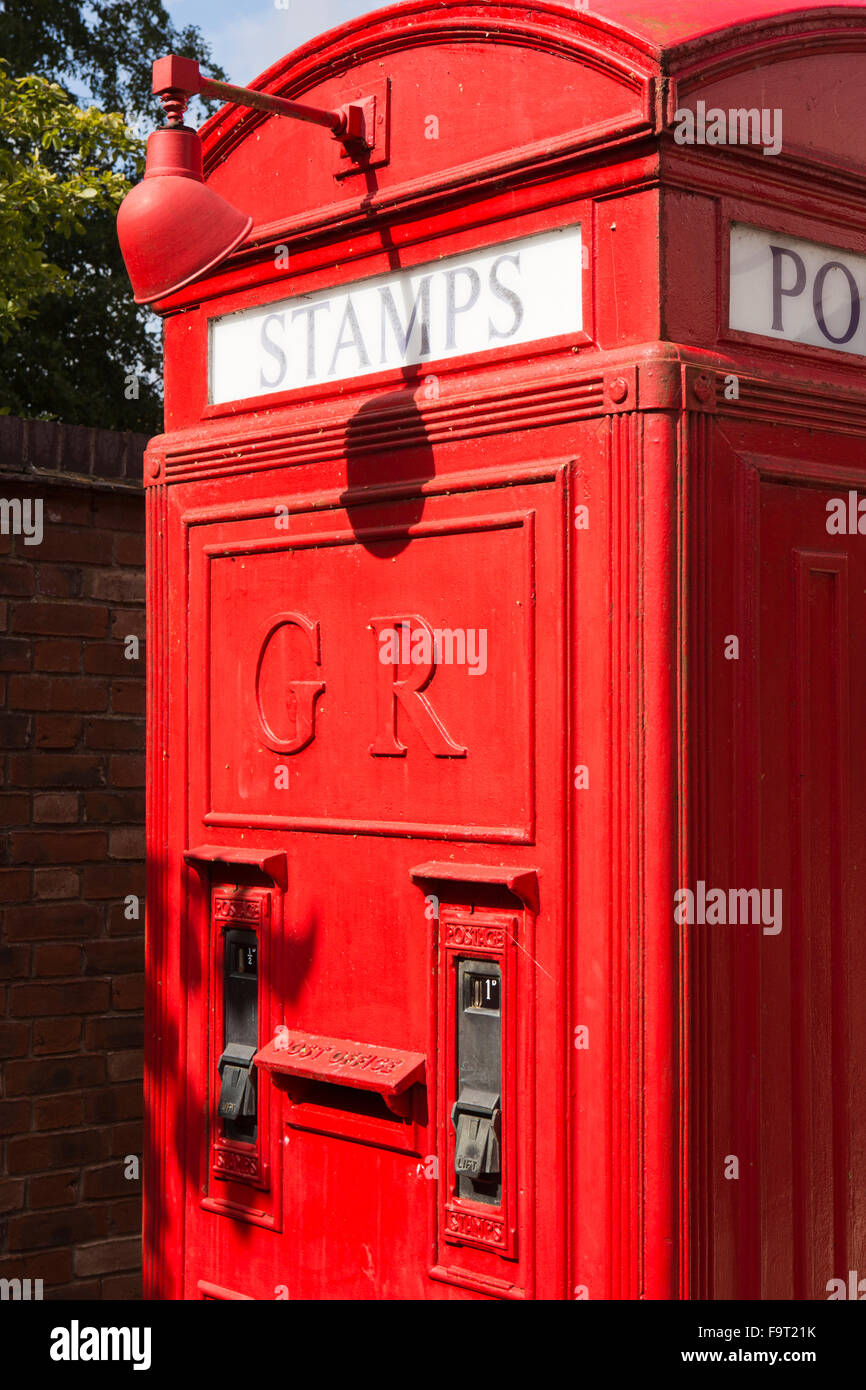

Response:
(117, 56), (375, 305)
(117, 125), (252, 305)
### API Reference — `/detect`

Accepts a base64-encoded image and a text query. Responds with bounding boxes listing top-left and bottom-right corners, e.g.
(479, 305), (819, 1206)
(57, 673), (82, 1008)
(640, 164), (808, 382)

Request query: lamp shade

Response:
(116, 126), (253, 304)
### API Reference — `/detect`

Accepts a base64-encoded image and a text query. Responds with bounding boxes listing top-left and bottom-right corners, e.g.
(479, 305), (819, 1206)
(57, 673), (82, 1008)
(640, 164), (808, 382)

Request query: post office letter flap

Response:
(452, 1087), (501, 1179)
(218, 1042), (256, 1120)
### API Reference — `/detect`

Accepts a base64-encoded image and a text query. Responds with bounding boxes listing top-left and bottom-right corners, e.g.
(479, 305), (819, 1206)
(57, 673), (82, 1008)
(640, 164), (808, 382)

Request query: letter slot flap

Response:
(218, 1042), (256, 1120)
(452, 1087), (501, 1179)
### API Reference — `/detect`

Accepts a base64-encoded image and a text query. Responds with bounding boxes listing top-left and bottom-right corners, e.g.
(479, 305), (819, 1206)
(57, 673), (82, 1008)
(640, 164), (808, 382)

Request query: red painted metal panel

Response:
(143, 0), (866, 1300)
(691, 419), (866, 1299)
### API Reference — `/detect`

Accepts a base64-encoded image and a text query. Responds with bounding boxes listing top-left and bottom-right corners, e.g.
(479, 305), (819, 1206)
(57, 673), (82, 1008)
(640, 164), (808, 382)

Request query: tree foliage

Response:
(0, 63), (137, 340)
(0, 0), (224, 431)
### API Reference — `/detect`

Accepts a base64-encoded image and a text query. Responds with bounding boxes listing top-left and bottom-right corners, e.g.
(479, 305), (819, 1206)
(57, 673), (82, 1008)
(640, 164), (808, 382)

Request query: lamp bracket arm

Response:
(152, 55), (374, 152)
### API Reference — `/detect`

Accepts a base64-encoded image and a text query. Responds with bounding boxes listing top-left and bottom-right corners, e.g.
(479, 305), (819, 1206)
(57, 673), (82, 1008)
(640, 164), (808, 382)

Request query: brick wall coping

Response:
(0, 417), (148, 493)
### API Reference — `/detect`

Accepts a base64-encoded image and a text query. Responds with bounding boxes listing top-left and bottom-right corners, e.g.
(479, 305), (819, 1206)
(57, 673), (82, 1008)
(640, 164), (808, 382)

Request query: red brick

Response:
(85, 940), (142, 974)
(37, 1251), (77, 1285)
(44, 494), (94, 527)
(4, 1123), (107, 1178)
(33, 868), (80, 899)
(8, 830), (106, 864)
(109, 609), (145, 641)
(0, 943), (29, 978)
(0, 794), (29, 825)
(84, 644), (140, 677)
(6, 1206), (109, 1252)
(0, 1020), (30, 1058)
(5, 902), (101, 941)
(0, 414), (25, 460)
(4, 1055), (104, 1099)
(114, 534), (146, 566)
(0, 637), (31, 671)
(33, 792), (79, 824)
(0, 1179), (26, 1214)
(0, 1099), (30, 1134)
(9, 675), (107, 712)
(22, 417), (59, 468)
(84, 790), (143, 822)
(0, 597), (6, 628)
(33, 715), (84, 750)
(10, 602), (108, 638)
(91, 432), (126, 480)
(109, 755), (144, 788)
(85, 1016), (143, 1051)
(0, 869), (30, 901)
(32, 1016), (82, 1053)
(33, 1093), (85, 1130)
(107, 1049), (143, 1082)
(82, 570), (144, 603)
(106, 1197), (141, 1236)
(110, 680), (145, 715)
(85, 718), (144, 750)
(108, 826), (145, 858)
(28, 1172), (79, 1209)
(111, 975), (145, 1012)
(33, 943), (81, 974)
(35, 528), (114, 565)
(9, 753), (102, 787)
(82, 863), (145, 899)
(1, 1247), (72, 1285)
(8, 980), (111, 1017)
(90, 496), (141, 531)
(106, 1121), (142, 1157)
(100, 1272), (142, 1299)
(32, 638), (81, 672)
(36, 565), (81, 599)
(74, 1236), (139, 1276)
(0, 561), (35, 595)
(82, 1162), (134, 1200)
(55, 426), (91, 474)
(107, 899), (144, 934)
(60, 427), (102, 476)
(46, 1280), (102, 1301)
(0, 713), (30, 747)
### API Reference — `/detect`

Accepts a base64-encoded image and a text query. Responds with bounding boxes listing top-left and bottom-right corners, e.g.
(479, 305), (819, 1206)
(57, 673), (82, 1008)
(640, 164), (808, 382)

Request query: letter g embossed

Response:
(254, 612), (325, 754)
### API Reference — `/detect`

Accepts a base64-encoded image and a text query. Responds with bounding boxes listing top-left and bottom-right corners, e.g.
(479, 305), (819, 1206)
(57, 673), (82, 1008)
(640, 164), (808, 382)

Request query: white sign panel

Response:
(730, 222), (866, 356)
(209, 226), (582, 404)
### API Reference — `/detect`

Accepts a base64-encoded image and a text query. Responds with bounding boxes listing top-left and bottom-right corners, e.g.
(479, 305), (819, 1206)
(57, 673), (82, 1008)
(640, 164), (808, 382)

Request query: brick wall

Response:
(0, 416), (147, 1299)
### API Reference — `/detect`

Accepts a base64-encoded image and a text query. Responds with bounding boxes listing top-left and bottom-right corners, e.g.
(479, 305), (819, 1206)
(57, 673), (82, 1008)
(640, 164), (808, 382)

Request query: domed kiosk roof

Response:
(560, 0), (866, 50)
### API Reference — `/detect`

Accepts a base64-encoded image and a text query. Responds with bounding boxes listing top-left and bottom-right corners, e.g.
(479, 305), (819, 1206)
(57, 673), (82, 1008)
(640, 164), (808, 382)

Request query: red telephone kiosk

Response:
(119, 1), (866, 1299)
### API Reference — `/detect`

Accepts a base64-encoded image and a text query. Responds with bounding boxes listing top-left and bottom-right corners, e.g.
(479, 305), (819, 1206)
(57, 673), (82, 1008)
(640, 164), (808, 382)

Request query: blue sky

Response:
(169, 0), (379, 85)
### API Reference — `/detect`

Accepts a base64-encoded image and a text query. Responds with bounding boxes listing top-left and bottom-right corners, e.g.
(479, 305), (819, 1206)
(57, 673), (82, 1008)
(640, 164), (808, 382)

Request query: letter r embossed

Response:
(368, 615), (466, 757)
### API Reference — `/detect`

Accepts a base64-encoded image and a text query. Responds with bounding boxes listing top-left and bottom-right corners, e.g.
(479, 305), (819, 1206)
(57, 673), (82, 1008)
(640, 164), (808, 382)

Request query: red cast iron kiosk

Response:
(125, 1), (866, 1299)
